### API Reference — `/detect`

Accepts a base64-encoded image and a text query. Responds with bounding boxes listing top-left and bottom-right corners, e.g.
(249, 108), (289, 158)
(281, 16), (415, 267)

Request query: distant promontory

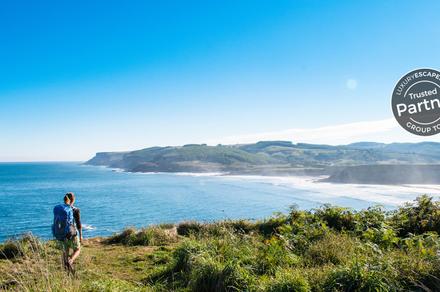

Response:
(86, 141), (440, 184)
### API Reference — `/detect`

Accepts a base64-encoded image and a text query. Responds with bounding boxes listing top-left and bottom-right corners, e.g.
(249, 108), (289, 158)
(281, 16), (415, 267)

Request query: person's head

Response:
(65, 192), (75, 206)
(63, 194), (70, 205)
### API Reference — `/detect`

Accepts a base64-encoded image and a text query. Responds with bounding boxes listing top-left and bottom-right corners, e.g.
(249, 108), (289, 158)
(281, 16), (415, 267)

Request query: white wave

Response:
(173, 172), (226, 177)
(217, 174), (440, 207)
(88, 165), (125, 172)
(98, 169), (440, 208)
(82, 224), (96, 231)
(138, 171), (226, 177)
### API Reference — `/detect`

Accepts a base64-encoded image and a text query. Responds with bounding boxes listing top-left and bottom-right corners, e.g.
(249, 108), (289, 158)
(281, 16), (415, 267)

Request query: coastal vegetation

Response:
(2, 195), (440, 291)
(86, 141), (440, 184)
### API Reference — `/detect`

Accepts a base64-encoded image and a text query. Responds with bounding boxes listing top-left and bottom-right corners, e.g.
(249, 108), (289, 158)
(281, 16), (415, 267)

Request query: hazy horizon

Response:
(3, 130), (440, 163)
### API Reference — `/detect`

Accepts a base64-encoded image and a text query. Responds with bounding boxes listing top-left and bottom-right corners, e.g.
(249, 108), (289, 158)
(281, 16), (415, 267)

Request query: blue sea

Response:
(0, 162), (437, 242)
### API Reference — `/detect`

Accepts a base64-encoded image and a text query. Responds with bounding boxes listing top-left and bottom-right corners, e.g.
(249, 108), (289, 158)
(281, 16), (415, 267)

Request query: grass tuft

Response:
(106, 226), (177, 246)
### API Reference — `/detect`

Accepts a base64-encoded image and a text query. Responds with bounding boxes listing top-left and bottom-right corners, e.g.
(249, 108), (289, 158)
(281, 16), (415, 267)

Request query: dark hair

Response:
(65, 192), (75, 204)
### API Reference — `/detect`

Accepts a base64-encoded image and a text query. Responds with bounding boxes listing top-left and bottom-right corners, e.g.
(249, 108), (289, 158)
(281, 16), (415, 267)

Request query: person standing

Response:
(52, 192), (82, 273)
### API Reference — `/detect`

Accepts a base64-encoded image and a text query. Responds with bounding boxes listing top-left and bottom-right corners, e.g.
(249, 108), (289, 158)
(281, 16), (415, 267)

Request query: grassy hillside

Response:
(2, 195), (440, 291)
(85, 141), (440, 176)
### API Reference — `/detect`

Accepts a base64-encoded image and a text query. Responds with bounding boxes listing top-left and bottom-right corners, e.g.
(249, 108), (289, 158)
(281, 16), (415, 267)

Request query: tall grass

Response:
(106, 225), (178, 246)
(0, 235), (81, 291)
(144, 195), (440, 291)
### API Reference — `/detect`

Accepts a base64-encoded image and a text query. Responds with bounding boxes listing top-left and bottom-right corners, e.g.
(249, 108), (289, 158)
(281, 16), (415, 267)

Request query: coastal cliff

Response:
(86, 141), (440, 184)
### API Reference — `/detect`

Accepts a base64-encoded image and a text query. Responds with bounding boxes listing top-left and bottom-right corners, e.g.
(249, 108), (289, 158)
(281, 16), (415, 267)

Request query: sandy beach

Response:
(171, 172), (440, 207)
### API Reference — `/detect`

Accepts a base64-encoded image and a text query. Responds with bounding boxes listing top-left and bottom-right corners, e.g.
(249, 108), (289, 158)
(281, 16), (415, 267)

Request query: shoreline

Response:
(93, 163), (440, 186)
(93, 165), (440, 207)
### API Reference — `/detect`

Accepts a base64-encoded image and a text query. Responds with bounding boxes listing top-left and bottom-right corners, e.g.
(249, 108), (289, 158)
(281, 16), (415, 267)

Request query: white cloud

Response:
(207, 118), (440, 145)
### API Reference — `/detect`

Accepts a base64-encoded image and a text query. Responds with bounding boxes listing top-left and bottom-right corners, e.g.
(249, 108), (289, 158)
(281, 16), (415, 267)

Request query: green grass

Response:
(106, 225), (178, 246)
(2, 195), (440, 291)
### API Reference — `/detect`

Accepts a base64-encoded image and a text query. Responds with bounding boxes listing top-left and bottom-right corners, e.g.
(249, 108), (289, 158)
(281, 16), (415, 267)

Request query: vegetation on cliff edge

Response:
(2, 195), (440, 291)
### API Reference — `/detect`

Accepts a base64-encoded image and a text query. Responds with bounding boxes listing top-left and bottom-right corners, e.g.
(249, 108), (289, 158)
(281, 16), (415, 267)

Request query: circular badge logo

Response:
(392, 68), (440, 136)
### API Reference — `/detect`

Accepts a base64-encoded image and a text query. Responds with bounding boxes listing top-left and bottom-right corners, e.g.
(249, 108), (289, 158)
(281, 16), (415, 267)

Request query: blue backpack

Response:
(52, 204), (75, 241)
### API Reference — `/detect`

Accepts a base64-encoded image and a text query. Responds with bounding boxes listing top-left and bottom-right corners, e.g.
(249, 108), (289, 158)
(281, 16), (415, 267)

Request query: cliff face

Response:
(86, 152), (128, 168)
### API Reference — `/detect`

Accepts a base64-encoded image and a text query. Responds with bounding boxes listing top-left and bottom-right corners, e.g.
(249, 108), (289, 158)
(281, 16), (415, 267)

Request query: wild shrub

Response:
(314, 205), (356, 232)
(285, 221), (329, 255)
(400, 232), (440, 256)
(266, 268), (310, 292)
(157, 223), (175, 229)
(255, 236), (299, 275)
(177, 221), (204, 236)
(0, 241), (22, 260)
(148, 231), (258, 290)
(136, 227), (177, 246)
(323, 260), (399, 292)
(190, 257), (225, 291)
(203, 222), (233, 238)
(145, 238), (205, 285)
(256, 213), (288, 237)
(362, 226), (399, 249)
(171, 239), (203, 276)
(175, 220), (256, 239)
(391, 195), (440, 237)
(383, 248), (439, 290)
(190, 258), (254, 291)
(106, 227), (137, 245)
(356, 206), (386, 231)
(222, 219), (257, 234)
(0, 233), (42, 260)
(106, 226), (177, 246)
(304, 232), (356, 266)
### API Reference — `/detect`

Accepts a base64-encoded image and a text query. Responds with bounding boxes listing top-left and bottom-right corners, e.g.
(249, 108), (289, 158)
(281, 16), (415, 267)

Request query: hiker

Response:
(52, 192), (82, 272)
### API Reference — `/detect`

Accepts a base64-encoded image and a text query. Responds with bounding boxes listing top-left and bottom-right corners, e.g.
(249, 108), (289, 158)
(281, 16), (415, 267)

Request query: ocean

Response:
(1, 162), (439, 242)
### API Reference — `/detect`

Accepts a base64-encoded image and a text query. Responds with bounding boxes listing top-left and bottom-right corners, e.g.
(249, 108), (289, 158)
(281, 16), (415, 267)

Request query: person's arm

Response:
(74, 208), (83, 242)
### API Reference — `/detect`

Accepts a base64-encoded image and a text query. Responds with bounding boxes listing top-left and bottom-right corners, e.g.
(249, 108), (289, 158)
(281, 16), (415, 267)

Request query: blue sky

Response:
(1, 1), (440, 161)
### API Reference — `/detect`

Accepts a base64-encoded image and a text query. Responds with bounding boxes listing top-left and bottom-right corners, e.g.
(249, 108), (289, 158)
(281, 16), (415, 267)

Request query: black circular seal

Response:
(392, 68), (440, 136)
